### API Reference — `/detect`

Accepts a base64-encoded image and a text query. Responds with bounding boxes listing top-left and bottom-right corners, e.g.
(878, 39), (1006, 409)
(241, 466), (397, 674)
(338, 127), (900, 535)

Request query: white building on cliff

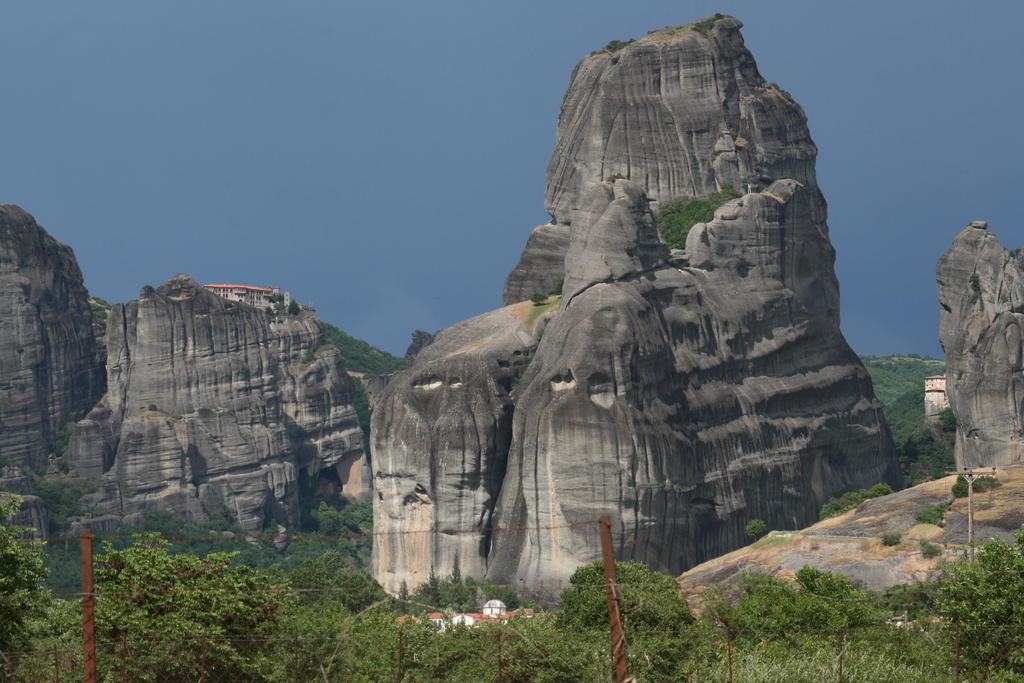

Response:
(203, 283), (291, 309)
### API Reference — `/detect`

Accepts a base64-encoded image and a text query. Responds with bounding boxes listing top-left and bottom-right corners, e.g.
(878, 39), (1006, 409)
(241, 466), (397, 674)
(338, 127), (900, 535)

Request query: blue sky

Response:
(1, 1), (1020, 356)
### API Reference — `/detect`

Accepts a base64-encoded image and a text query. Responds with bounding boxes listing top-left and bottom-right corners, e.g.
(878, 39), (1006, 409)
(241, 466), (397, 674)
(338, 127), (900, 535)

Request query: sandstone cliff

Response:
(0, 205), (104, 471)
(372, 14), (898, 594)
(68, 275), (364, 531)
(937, 223), (1024, 467)
(504, 15), (818, 305)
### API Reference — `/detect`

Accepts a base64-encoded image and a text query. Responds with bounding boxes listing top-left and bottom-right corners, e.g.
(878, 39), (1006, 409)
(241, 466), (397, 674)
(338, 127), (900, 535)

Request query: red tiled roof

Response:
(203, 284), (275, 292)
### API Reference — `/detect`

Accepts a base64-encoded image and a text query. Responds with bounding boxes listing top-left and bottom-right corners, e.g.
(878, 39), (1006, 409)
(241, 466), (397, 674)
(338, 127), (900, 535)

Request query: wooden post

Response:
(80, 529), (97, 683)
(947, 468), (995, 562)
(967, 471), (975, 562)
(599, 516), (629, 683)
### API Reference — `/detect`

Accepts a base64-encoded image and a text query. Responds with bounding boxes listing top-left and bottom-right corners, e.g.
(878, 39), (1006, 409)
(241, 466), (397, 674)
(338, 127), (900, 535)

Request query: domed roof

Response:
(483, 599), (507, 610)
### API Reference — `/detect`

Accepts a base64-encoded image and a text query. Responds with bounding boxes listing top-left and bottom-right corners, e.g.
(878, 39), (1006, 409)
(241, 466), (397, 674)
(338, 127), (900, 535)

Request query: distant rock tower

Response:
(924, 375), (949, 419)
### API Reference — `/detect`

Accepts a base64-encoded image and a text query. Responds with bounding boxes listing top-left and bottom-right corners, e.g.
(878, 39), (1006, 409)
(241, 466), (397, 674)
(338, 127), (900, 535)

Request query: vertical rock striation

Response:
(505, 15), (818, 304)
(69, 275), (363, 531)
(372, 14), (897, 594)
(0, 205), (104, 470)
(937, 223), (1024, 467)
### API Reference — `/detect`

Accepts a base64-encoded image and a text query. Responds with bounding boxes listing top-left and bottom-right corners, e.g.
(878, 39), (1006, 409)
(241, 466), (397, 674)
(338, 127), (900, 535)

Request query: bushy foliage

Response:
(590, 38), (635, 55)
(819, 483), (893, 520)
(321, 322), (405, 376)
(530, 292), (548, 305)
(691, 13), (725, 35)
(290, 551), (385, 612)
(0, 495), (47, 653)
(94, 535), (289, 680)
(745, 518), (768, 540)
(915, 504), (947, 527)
(919, 540), (942, 558)
(657, 185), (742, 250)
(938, 528), (1024, 674)
(953, 474), (1000, 498)
(558, 560), (705, 679)
(408, 563), (525, 615)
(882, 532), (902, 547)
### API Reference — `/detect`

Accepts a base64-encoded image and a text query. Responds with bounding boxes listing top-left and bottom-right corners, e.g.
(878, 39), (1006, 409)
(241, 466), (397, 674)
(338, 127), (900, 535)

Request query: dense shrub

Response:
(915, 505), (947, 527)
(745, 519), (768, 540)
(882, 532), (902, 547)
(953, 474), (1000, 498)
(919, 540), (942, 558)
(657, 185), (741, 250)
(820, 483), (894, 520)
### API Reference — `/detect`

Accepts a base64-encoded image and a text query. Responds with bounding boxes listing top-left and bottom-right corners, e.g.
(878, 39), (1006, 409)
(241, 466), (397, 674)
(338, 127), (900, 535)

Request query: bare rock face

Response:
(937, 224), (1024, 467)
(501, 223), (571, 306)
(486, 180), (895, 586)
(69, 275), (363, 531)
(372, 14), (898, 594)
(505, 15), (818, 303)
(0, 206), (105, 470)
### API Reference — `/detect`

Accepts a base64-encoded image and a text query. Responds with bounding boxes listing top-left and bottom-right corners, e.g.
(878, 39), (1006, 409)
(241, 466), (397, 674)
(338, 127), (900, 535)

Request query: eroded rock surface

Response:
(68, 275), (363, 531)
(373, 15), (897, 594)
(505, 14), (818, 303)
(937, 224), (1024, 467)
(0, 206), (104, 470)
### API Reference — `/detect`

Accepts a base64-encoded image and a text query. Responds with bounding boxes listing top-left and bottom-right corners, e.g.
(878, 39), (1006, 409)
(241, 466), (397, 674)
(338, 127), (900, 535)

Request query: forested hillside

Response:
(860, 355), (955, 485)
(321, 322), (405, 376)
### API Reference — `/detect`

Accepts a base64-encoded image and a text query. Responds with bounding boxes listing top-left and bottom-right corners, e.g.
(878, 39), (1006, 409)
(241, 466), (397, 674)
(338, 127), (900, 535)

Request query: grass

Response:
(525, 297), (560, 329)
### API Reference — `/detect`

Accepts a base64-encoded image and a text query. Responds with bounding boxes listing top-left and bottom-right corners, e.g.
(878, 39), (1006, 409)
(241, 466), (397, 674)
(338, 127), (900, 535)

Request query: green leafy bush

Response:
(819, 483), (893, 520)
(882, 532), (902, 547)
(919, 540), (942, 558)
(969, 272), (982, 304)
(590, 38), (635, 55)
(691, 13), (725, 35)
(915, 505), (947, 527)
(530, 292), (548, 305)
(657, 185), (742, 250)
(745, 519), (768, 540)
(953, 474), (1000, 498)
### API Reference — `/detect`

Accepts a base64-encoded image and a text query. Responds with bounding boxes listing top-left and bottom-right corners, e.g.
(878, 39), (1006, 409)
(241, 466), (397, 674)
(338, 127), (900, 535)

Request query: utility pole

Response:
(946, 467), (998, 562)
(598, 516), (629, 683)
(80, 529), (97, 683)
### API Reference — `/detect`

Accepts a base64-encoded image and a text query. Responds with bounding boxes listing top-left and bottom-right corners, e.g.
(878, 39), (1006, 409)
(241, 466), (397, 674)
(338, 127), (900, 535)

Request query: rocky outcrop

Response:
(501, 223), (571, 306)
(505, 15), (818, 303)
(68, 275), (363, 531)
(372, 14), (897, 595)
(937, 223), (1024, 467)
(0, 206), (104, 470)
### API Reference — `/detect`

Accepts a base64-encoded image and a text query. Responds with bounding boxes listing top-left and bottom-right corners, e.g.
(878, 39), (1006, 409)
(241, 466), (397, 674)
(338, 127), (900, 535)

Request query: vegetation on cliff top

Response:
(322, 322), (404, 376)
(658, 185), (742, 250)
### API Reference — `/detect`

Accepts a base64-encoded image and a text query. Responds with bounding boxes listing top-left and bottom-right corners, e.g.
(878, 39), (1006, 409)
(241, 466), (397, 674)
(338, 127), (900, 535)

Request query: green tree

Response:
(558, 560), (703, 679)
(938, 527), (1024, 674)
(289, 551), (385, 613)
(0, 495), (47, 653)
(745, 519), (768, 540)
(94, 534), (290, 680)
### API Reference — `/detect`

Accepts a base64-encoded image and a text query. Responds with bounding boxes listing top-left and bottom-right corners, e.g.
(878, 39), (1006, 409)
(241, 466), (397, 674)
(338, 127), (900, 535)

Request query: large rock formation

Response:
(68, 275), (364, 531)
(937, 223), (1024, 467)
(0, 205), (104, 471)
(504, 14), (818, 305)
(372, 15), (898, 594)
